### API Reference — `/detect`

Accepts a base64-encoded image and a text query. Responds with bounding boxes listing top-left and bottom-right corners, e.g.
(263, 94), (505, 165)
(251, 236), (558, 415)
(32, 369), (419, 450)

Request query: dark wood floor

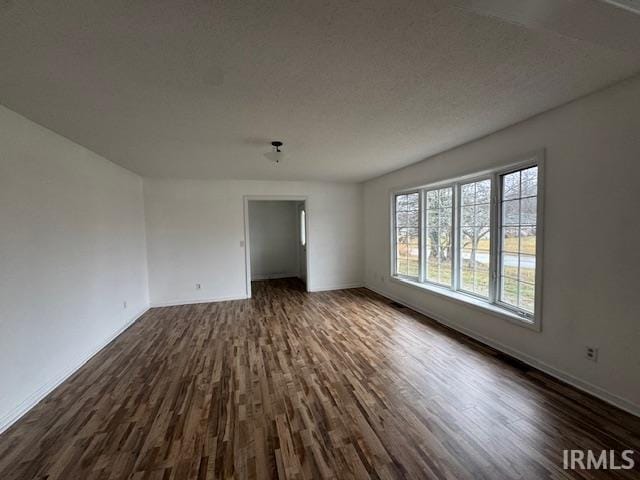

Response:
(1, 279), (639, 479)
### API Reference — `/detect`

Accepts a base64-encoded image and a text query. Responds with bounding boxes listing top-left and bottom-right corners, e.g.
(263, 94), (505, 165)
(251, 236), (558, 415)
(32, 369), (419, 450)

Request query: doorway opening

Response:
(243, 197), (308, 298)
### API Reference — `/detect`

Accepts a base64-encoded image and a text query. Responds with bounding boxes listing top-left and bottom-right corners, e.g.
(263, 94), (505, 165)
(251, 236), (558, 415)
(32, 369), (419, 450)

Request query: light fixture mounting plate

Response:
(271, 141), (283, 148)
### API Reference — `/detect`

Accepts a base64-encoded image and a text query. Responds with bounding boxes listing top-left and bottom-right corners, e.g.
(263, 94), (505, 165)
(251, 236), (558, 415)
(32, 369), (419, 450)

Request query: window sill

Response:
(390, 276), (541, 332)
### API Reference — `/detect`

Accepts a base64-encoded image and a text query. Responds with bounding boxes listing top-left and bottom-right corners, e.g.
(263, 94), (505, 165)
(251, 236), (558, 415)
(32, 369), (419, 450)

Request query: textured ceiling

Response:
(1, 0), (639, 182)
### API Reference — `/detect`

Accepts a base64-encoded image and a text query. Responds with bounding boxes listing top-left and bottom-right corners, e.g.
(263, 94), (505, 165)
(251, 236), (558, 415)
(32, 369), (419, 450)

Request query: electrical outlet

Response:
(585, 346), (598, 362)
(123, 300), (127, 309)
(195, 283), (201, 290)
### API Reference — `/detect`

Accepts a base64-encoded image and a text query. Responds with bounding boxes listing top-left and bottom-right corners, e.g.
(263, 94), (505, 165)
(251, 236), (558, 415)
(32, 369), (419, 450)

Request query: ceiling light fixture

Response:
(264, 141), (285, 164)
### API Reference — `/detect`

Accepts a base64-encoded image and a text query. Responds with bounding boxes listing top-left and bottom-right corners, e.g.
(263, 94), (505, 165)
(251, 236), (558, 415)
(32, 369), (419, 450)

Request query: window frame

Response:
(389, 151), (544, 331)
(423, 185), (454, 288)
(455, 176), (494, 301)
(494, 164), (541, 319)
(392, 190), (421, 281)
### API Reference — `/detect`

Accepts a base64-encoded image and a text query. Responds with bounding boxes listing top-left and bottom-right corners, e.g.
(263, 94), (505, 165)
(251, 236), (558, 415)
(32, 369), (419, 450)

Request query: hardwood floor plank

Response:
(0, 278), (639, 479)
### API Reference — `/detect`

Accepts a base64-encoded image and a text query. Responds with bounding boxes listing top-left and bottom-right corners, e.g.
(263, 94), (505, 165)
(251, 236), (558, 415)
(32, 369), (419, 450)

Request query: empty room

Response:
(1, 1), (639, 479)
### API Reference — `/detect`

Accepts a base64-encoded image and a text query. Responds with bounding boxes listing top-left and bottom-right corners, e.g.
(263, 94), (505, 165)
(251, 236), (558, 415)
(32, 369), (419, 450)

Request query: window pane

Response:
(502, 199), (520, 225)
(394, 193), (420, 278)
(440, 188), (452, 207)
(408, 260), (419, 277)
(503, 171), (520, 200)
(501, 227), (520, 253)
(459, 230), (490, 298)
(427, 190), (439, 208)
(476, 229), (490, 252)
(520, 166), (538, 197)
(520, 197), (537, 225)
(460, 265), (474, 292)
(439, 209), (452, 229)
(499, 165), (539, 313)
(396, 244), (407, 275)
(407, 228), (419, 245)
(427, 209), (439, 227)
(407, 221), (420, 279)
(424, 186), (452, 287)
(426, 249), (439, 283)
(461, 206), (474, 226)
(461, 183), (475, 205)
(475, 204), (491, 227)
(396, 210), (408, 227)
(501, 276), (518, 306)
(519, 282), (535, 313)
(396, 195), (408, 211)
(408, 210), (420, 227)
(397, 227), (408, 244)
(476, 179), (491, 203)
(475, 262), (490, 297)
(440, 256), (452, 285)
(460, 228), (473, 251)
(519, 226), (536, 255)
(519, 254), (536, 283)
(457, 179), (492, 297)
(407, 192), (419, 211)
(397, 258), (408, 276)
(501, 251), (518, 280)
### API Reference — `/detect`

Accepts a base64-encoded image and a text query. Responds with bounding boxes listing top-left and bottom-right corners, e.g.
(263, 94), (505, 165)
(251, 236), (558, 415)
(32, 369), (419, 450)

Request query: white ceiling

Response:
(1, 0), (639, 182)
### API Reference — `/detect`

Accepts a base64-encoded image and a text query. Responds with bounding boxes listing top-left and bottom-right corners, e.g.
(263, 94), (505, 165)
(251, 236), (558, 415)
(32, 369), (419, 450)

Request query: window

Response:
(459, 179), (491, 298)
(391, 156), (543, 327)
(300, 209), (306, 246)
(425, 187), (453, 286)
(394, 192), (420, 278)
(498, 166), (538, 314)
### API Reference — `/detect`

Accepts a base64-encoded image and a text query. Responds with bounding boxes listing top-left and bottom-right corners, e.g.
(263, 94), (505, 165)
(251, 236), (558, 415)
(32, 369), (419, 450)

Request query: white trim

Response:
(365, 284), (640, 419)
(308, 282), (364, 292)
(0, 306), (149, 435)
(243, 195), (310, 298)
(150, 295), (247, 307)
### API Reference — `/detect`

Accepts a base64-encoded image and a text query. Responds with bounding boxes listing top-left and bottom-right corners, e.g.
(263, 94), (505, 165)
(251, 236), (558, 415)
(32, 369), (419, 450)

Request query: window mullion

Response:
(419, 189), (426, 283)
(489, 173), (499, 305)
(452, 183), (460, 292)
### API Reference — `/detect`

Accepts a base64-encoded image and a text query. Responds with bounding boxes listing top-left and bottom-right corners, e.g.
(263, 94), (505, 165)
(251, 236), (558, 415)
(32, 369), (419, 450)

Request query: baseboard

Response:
(150, 294), (248, 308)
(365, 283), (640, 418)
(251, 273), (298, 281)
(0, 306), (149, 435)
(308, 282), (364, 293)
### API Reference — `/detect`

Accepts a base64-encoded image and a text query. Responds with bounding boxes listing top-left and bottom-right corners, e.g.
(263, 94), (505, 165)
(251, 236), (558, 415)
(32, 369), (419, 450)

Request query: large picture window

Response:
(392, 156), (543, 327)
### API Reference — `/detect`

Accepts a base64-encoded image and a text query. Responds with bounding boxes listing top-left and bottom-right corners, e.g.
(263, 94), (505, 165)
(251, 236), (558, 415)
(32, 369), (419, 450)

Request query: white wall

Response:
(0, 106), (149, 432)
(363, 75), (640, 415)
(249, 201), (300, 280)
(144, 179), (363, 305)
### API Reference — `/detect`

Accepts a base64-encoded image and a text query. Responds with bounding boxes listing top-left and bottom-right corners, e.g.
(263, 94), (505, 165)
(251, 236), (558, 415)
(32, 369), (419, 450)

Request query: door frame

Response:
(243, 195), (310, 298)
